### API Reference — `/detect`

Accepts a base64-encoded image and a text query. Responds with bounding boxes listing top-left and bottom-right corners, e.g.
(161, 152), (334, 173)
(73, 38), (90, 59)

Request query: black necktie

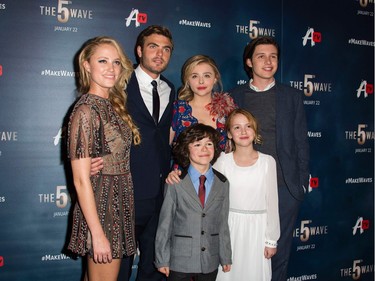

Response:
(198, 175), (206, 207)
(151, 80), (160, 124)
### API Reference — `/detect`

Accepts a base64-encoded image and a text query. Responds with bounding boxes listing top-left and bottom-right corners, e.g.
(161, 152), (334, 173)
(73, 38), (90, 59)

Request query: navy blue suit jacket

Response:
(126, 72), (176, 201)
(231, 82), (310, 201)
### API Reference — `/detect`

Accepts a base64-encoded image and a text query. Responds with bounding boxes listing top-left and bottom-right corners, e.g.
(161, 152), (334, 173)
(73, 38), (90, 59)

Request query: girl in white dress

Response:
(214, 108), (280, 281)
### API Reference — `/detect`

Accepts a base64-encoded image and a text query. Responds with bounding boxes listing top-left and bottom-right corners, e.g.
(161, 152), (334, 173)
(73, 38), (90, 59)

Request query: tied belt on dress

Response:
(229, 208), (266, 214)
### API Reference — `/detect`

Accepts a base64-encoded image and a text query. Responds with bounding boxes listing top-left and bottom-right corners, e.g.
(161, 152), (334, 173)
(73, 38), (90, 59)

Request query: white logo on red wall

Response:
(353, 217), (370, 235)
(302, 27), (322, 47)
(357, 80), (374, 98)
(125, 8), (148, 27)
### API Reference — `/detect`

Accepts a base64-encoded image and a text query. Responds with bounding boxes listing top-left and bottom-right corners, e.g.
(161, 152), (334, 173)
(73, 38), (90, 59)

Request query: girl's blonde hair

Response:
(225, 108), (262, 151)
(178, 54), (222, 101)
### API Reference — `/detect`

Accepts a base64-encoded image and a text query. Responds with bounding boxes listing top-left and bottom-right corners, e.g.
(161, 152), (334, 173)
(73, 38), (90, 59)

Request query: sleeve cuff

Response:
(265, 240), (278, 248)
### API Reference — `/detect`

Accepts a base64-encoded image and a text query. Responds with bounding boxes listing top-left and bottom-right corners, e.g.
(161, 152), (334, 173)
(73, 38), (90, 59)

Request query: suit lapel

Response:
(180, 173), (203, 208)
(128, 74), (153, 121)
(205, 176), (220, 208)
(158, 76), (175, 126)
(128, 73), (175, 127)
(274, 83), (282, 150)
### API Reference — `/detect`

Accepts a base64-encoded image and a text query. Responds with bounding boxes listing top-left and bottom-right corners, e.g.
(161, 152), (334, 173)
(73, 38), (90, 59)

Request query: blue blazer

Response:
(126, 72), (176, 201)
(231, 82), (310, 201)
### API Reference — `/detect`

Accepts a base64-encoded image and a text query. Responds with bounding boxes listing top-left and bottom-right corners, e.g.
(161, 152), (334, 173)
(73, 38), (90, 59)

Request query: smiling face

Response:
(188, 137), (215, 172)
(227, 113), (256, 148)
(83, 43), (122, 98)
(246, 44), (278, 86)
(187, 63), (217, 98)
(137, 33), (173, 79)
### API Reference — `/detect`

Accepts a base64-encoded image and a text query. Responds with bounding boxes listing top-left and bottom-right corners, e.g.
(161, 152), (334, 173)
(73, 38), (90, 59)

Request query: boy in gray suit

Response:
(155, 124), (232, 281)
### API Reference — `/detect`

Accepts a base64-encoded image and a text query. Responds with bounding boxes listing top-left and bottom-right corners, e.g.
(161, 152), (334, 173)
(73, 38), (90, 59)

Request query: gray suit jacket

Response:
(154, 169), (232, 274)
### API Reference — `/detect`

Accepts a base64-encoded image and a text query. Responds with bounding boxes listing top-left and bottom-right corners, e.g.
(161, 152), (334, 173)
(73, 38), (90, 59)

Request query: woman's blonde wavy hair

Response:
(78, 36), (141, 145)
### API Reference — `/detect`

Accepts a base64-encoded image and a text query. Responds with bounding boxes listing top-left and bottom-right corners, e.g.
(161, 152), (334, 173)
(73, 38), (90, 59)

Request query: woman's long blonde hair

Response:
(78, 36), (141, 145)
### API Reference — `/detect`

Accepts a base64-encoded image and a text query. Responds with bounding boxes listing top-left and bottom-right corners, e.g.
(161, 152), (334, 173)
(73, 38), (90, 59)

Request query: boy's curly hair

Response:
(173, 124), (221, 168)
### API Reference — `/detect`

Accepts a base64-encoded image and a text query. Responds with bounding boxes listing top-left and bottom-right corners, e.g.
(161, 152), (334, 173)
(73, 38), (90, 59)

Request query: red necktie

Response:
(198, 175), (206, 207)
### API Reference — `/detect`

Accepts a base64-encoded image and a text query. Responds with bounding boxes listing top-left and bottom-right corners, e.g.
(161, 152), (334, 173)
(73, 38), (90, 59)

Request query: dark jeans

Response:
(118, 196), (165, 281)
(271, 186), (302, 281)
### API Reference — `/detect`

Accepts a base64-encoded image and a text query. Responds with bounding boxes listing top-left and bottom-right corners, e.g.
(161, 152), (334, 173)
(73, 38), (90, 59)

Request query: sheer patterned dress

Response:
(67, 93), (136, 259)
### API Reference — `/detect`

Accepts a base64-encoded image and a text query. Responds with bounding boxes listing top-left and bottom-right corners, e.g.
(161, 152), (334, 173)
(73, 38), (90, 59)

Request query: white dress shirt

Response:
(134, 65), (171, 121)
(249, 78), (275, 92)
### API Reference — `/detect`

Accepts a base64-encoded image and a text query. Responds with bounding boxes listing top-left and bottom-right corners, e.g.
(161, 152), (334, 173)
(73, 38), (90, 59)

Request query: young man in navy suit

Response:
(92, 25), (175, 281)
(124, 24), (175, 281)
(230, 36), (310, 281)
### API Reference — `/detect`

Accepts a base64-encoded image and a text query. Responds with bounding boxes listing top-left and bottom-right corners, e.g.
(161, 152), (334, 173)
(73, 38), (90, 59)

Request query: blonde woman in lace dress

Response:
(67, 36), (140, 281)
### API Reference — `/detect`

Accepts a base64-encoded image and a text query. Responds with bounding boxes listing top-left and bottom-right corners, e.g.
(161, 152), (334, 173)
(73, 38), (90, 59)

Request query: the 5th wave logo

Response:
(248, 20), (276, 39)
(289, 74), (332, 97)
(302, 27), (322, 47)
(39, 0), (93, 23)
(340, 260), (374, 280)
(293, 220), (328, 242)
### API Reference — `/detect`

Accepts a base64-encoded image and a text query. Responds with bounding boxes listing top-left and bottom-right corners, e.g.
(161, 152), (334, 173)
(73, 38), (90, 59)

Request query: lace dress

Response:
(67, 93), (136, 258)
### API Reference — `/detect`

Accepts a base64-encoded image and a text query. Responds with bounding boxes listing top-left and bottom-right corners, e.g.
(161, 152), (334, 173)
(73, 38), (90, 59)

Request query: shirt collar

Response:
(135, 65), (160, 87)
(249, 79), (275, 92)
(188, 164), (214, 183)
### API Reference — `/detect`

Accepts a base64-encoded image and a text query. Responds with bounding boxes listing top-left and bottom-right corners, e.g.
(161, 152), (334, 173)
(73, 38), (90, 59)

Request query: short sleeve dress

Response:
(67, 93), (136, 259)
